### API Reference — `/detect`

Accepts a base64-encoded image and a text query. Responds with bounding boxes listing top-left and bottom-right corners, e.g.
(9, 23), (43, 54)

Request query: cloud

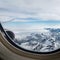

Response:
(0, 15), (39, 23)
(3, 23), (60, 34)
(0, 0), (60, 20)
(0, 15), (15, 23)
(1, 0), (60, 40)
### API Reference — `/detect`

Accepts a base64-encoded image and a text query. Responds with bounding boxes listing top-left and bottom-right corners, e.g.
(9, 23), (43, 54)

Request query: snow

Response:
(13, 28), (60, 52)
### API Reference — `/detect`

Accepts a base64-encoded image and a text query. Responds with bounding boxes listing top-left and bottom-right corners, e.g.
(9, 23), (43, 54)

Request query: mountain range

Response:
(14, 28), (60, 52)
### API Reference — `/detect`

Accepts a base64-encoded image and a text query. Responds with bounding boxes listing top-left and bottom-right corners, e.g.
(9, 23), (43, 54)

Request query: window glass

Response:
(0, 0), (60, 53)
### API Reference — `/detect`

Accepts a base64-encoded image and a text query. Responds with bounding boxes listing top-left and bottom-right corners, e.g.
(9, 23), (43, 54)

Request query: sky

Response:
(0, 0), (60, 34)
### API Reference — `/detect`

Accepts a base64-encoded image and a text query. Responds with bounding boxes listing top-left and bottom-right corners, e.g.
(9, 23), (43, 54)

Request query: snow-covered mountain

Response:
(14, 28), (60, 52)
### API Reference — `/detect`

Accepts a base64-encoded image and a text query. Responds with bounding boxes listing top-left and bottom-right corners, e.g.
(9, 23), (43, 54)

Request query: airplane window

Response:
(0, 16), (60, 54)
(0, 0), (60, 54)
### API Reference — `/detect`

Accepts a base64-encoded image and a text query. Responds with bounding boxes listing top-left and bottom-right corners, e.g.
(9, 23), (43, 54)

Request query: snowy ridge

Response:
(14, 28), (60, 52)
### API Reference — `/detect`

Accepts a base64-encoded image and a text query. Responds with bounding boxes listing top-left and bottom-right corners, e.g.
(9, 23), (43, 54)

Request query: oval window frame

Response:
(0, 22), (60, 59)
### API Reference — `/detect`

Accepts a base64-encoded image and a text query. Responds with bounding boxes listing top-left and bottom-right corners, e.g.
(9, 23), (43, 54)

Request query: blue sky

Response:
(0, 0), (60, 34)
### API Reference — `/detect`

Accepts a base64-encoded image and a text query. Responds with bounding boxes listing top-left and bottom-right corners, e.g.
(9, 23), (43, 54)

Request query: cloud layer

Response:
(1, 0), (60, 35)
(0, 0), (60, 20)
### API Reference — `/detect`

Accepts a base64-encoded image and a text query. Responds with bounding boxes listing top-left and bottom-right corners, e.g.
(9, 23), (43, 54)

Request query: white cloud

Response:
(1, 0), (60, 36)
(12, 19), (33, 22)
(0, 0), (60, 20)
(3, 23), (60, 34)
(0, 15), (15, 23)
